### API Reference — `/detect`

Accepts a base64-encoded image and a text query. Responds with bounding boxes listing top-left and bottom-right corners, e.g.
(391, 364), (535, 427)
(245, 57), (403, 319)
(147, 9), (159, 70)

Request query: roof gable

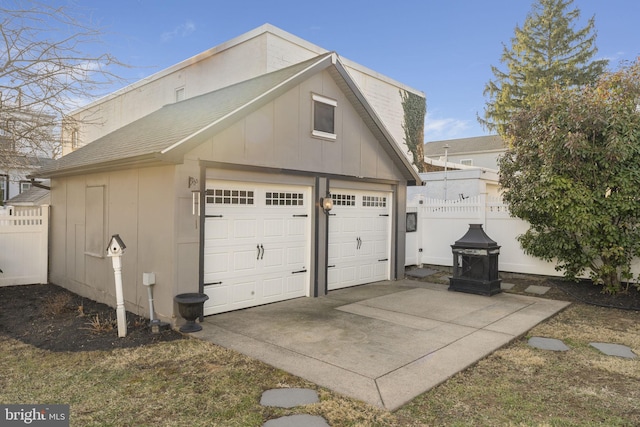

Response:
(36, 53), (420, 183)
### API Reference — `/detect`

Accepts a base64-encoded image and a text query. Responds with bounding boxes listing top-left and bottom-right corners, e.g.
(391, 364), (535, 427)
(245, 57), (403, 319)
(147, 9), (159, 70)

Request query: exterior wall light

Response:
(320, 196), (333, 213)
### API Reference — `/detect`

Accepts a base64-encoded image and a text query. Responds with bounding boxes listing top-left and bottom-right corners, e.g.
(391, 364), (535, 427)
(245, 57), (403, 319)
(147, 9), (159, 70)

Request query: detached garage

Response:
(34, 52), (421, 323)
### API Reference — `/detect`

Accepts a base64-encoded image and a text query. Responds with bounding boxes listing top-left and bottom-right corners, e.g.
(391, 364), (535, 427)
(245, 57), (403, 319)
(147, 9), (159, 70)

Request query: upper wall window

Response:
(71, 130), (79, 149)
(312, 94), (336, 140)
(175, 87), (185, 102)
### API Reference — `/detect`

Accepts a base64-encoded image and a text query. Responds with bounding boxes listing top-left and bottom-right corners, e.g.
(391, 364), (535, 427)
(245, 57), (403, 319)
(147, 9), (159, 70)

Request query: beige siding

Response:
(189, 70), (403, 181)
(49, 165), (182, 322)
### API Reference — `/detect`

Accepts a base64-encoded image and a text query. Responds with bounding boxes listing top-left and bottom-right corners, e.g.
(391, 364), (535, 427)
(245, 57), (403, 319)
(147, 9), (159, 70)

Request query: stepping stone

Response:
(528, 337), (570, 351)
(260, 388), (319, 408)
(263, 414), (329, 427)
(590, 342), (637, 359)
(501, 282), (516, 290)
(524, 285), (550, 295)
(406, 268), (438, 279)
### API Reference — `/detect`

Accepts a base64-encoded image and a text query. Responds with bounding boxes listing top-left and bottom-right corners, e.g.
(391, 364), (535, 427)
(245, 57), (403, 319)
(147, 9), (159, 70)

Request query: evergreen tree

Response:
(482, 0), (608, 135)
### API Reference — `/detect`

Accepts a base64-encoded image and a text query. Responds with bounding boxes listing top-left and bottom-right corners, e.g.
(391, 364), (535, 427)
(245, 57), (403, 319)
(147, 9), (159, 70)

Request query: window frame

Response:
(19, 181), (32, 193)
(311, 94), (337, 140)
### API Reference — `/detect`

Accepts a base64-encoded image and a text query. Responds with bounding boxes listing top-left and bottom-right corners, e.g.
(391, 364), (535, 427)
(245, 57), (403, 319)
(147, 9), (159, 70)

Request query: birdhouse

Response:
(106, 234), (126, 257)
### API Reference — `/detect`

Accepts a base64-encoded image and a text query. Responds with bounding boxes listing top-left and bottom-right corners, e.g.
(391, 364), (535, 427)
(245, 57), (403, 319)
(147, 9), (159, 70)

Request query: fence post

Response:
(39, 205), (50, 284)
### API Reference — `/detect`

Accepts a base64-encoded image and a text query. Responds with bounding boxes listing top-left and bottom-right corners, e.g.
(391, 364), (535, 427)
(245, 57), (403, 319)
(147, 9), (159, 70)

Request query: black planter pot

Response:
(174, 293), (209, 333)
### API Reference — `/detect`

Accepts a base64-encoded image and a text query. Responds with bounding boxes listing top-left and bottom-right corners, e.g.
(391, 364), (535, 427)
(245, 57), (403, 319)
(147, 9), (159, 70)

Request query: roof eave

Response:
(30, 153), (171, 179)
(331, 56), (422, 185)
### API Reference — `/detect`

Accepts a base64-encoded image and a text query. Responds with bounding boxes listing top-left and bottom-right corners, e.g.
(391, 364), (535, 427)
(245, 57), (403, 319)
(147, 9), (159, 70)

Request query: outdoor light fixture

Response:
(320, 195), (333, 213)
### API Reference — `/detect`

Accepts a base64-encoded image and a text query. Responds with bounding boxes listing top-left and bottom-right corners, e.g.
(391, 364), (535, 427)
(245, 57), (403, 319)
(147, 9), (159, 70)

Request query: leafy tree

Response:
(482, 0), (608, 135)
(0, 1), (126, 170)
(499, 60), (640, 293)
(400, 90), (426, 172)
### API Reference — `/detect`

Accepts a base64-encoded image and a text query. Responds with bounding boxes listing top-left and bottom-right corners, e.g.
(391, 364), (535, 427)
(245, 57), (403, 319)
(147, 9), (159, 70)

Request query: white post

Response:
(106, 234), (127, 338)
(443, 144), (450, 200)
(111, 254), (127, 337)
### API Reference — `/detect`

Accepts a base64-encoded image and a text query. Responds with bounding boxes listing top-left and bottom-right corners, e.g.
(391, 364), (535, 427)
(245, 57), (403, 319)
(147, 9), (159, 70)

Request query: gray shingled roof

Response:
(424, 135), (505, 157)
(6, 185), (50, 206)
(35, 54), (333, 177)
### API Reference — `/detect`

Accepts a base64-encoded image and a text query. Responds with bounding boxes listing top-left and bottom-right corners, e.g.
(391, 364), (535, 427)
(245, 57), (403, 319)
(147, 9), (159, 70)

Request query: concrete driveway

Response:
(194, 279), (570, 410)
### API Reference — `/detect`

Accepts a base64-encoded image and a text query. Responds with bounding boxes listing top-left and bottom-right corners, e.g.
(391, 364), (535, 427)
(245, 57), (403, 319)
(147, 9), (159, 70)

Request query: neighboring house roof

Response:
(424, 135), (506, 157)
(5, 185), (50, 206)
(34, 53), (420, 183)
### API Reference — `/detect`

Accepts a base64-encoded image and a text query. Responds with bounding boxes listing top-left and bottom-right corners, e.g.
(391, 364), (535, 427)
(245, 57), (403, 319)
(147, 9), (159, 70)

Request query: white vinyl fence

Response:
(406, 195), (561, 277)
(0, 205), (49, 286)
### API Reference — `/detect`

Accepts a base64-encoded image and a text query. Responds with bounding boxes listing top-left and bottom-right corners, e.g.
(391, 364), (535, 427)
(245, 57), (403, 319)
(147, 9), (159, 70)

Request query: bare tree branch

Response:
(0, 0), (129, 170)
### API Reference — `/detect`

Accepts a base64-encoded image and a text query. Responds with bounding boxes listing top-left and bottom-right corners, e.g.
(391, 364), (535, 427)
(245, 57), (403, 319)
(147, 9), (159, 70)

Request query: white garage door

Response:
(327, 189), (391, 290)
(203, 180), (311, 315)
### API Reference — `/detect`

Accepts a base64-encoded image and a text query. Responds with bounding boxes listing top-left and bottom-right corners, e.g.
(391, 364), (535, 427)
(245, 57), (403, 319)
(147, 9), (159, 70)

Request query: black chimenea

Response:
(449, 224), (501, 296)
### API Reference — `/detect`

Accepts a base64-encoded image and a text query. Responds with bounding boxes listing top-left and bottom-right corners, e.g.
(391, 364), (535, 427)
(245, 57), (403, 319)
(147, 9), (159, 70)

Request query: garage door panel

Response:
(204, 218), (229, 242)
(328, 189), (391, 290)
(359, 265), (373, 280)
(204, 285), (230, 315)
(204, 179), (311, 315)
(233, 250), (258, 271)
(234, 219), (258, 239)
(203, 252), (229, 276)
(286, 274), (306, 294)
(286, 246), (306, 265)
(263, 218), (284, 237)
(262, 246), (284, 268)
(262, 277), (284, 298)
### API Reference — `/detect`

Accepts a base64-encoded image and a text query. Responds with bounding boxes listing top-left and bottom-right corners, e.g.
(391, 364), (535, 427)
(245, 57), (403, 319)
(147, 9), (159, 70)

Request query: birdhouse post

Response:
(106, 234), (127, 337)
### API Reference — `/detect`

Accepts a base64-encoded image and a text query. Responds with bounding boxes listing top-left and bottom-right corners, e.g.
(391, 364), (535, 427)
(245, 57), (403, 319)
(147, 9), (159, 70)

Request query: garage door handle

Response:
(291, 269), (307, 274)
(328, 265), (336, 268)
(205, 281), (222, 286)
(257, 244), (261, 260)
(206, 215), (223, 218)
(257, 244), (265, 260)
(292, 214), (308, 217)
(260, 244), (264, 260)
(379, 214), (389, 217)
(378, 258), (388, 262)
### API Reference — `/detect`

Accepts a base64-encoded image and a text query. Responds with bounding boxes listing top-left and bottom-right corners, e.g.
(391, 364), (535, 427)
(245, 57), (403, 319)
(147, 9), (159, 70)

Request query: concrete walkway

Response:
(194, 279), (570, 410)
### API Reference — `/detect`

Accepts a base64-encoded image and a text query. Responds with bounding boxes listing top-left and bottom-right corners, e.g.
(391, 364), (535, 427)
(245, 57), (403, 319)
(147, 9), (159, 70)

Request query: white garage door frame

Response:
(202, 179), (312, 315)
(327, 188), (392, 290)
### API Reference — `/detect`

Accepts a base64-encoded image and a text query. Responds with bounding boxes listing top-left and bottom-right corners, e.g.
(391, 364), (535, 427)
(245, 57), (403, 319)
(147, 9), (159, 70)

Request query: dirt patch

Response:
(0, 283), (184, 352)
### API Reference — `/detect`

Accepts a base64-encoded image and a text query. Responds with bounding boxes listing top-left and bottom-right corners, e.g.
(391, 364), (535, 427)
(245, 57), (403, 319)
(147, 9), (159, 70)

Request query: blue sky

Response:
(62, 0), (640, 142)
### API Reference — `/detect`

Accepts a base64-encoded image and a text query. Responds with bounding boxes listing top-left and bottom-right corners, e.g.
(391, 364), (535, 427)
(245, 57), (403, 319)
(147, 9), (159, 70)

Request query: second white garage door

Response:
(327, 189), (392, 290)
(203, 180), (311, 315)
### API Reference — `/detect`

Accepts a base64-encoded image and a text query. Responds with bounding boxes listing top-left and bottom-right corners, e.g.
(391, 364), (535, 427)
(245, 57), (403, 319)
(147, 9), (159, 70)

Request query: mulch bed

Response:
(0, 276), (638, 354)
(0, 283), (185, 352)
(549, 278), (640, 311)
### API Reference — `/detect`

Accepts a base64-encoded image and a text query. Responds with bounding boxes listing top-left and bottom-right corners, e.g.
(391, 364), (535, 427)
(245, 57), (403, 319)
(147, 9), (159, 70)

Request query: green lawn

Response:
(1, 303), (638, 426)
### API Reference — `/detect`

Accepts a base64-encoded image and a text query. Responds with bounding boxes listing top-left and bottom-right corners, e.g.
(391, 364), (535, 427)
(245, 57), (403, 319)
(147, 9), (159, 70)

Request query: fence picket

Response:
(0, 205), (49, 286)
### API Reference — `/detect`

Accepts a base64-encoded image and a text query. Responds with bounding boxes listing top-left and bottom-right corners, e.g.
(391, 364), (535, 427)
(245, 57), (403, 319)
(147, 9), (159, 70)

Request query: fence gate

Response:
(0, 205), (49, 286)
